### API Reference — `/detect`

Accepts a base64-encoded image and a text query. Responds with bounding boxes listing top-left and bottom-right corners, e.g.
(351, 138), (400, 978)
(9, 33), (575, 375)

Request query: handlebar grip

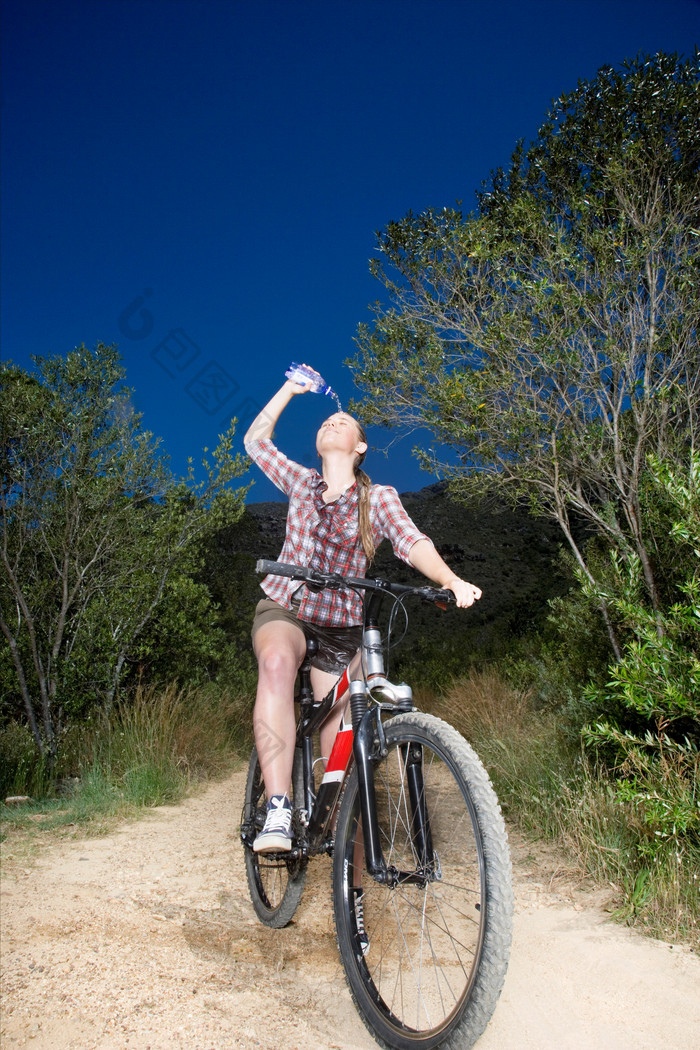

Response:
(255, 559), (304, 578)
(428, 588), (457, 606)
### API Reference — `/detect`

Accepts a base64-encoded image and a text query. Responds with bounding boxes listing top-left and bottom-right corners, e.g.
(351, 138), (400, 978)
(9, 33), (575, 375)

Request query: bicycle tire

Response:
(332, 712), (513, 1050)
(242, 744), (308, 928)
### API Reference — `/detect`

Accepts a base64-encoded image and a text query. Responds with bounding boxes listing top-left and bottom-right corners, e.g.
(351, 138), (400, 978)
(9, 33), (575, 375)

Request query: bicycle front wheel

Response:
(332, 712), (513, 1050)
(241, 744), (308, 928)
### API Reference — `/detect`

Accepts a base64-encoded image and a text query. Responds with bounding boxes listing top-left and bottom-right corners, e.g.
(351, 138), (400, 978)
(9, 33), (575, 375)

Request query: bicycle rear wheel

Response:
(332, 712), (513, 1050)
(241, 744), (308, 928)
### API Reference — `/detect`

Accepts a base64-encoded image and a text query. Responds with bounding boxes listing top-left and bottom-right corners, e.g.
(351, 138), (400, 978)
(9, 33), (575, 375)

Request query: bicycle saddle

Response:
(305, 637), (319, 658)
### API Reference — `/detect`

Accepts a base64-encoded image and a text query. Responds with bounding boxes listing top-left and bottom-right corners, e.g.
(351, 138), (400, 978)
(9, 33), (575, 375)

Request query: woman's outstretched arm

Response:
(408, 538), (483, 609)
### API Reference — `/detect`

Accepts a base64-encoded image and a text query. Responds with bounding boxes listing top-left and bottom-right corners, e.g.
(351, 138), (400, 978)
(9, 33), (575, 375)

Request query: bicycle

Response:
(240, 560), (513, 1050)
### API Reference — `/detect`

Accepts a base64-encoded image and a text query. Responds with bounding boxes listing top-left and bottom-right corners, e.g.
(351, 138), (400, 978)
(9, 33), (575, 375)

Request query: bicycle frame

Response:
(286, 586), (426, 886)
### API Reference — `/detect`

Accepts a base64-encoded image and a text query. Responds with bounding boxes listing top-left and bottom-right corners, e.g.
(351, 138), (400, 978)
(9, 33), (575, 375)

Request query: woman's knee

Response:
(256, 639), (301, 682)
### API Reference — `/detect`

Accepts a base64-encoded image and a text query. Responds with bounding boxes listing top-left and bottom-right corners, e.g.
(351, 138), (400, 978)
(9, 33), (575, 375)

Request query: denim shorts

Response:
(251, 598), (362, 675)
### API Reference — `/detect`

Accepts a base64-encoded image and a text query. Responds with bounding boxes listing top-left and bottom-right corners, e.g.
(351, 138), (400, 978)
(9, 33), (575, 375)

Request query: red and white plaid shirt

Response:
(245, 437), (430, 626)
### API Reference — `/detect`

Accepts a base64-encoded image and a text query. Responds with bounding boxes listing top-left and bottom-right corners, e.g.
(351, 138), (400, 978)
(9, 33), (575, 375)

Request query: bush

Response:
(102, 682), (252, 796)
(0, 681), (254, 814)
(502, 544), (618, 724)
(584, 457), (700, 867)
(1, 346), (249, 770)
(0, 722), (52, 799)
(428, 668), (575, 835)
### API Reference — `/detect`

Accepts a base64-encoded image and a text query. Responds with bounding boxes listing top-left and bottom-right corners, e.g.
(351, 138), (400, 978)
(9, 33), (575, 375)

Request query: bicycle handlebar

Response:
(255, 559), (455, 606)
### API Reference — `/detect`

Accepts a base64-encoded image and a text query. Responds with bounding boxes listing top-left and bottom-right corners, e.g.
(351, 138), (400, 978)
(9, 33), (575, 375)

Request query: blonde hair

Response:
(352, 419), (375, 563)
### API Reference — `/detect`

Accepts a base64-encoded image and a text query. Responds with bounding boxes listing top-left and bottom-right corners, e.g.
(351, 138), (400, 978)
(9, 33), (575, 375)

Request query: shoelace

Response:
(263, 796), (291, 833)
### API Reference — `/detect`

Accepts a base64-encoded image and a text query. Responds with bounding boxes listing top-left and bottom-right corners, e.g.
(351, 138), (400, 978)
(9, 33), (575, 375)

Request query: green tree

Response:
(349, 52), (700, 657)
(0, 344), (248, 766)
(584, 454), (700, 859)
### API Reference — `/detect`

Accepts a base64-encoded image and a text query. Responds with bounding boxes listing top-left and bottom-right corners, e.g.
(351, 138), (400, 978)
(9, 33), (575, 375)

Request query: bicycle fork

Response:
(350, 681), (437, 887)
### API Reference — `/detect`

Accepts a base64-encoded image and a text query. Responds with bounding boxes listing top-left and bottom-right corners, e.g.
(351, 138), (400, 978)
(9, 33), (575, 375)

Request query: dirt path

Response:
(1, 769), (698, 1050)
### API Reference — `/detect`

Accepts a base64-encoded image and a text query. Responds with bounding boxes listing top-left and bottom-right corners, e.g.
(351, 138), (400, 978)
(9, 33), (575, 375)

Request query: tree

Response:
(349, 52), (700, 656)
(0, 344), (248, 766)
(584, 454), (700, 861)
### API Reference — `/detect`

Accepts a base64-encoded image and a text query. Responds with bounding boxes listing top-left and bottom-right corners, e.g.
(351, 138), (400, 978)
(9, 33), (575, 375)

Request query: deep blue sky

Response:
(2, 0), (698, 501)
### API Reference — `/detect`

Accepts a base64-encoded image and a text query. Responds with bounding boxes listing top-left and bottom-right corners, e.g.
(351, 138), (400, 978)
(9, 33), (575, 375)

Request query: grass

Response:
(0, 682), (254, 855)
(425, 668), (700, 949)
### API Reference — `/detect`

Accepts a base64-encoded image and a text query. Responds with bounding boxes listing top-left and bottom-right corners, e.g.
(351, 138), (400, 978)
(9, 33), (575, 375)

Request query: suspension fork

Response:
(350, 602), (390, 881)
(351, 690), (389, 882)
(351, 685), (436, 885)
(351, 595), (429, 885)
(404, 742), (434, 869)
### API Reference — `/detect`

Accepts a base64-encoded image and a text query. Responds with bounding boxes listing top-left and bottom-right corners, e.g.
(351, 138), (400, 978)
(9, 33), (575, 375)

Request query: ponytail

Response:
(355, 466), (376, 563)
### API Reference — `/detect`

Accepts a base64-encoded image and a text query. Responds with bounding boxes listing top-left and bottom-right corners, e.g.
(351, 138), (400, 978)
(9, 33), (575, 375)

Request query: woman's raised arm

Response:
(244, 379), (310, 445)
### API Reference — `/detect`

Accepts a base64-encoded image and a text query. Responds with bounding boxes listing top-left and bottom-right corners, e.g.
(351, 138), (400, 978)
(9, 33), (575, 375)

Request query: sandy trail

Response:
(1, 769), (698, 1050)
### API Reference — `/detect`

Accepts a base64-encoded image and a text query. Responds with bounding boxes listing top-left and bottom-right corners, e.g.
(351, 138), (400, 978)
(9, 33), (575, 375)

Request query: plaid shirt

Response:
(245, 437), (430, 626)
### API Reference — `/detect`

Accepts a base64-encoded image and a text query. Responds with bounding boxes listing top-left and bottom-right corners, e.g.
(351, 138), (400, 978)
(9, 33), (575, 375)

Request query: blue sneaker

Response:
(253, 794), (293, 853)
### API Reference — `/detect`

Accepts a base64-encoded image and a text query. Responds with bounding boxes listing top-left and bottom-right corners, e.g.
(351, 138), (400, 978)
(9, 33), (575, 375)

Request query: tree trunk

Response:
(0, 614), (45, 756)
(554, 509), (623, 663)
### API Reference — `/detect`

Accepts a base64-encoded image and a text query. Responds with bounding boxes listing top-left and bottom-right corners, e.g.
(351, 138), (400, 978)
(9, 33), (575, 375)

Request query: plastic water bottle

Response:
(285, 362), (342, 410)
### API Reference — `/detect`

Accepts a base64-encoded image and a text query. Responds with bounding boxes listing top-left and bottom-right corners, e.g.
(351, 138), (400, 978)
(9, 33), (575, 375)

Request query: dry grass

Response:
(0, 682), (254, 850)
(426, 666), (533, 740)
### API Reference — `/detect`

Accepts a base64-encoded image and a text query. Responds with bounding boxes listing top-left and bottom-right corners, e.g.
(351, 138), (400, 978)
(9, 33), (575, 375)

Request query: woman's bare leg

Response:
(253, 619), (307, 798)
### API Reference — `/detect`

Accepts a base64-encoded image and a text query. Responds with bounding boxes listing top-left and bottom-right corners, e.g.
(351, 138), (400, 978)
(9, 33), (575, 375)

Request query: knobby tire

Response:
(332, 712), (513, 1050)
(242, 744), (308, 928)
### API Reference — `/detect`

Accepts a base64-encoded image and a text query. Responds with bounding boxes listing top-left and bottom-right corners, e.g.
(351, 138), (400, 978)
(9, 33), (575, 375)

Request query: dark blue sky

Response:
(2, 0), (698, 501)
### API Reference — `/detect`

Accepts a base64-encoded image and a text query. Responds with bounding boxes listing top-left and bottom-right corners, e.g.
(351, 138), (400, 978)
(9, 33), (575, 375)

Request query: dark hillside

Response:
(205, 484), (571, 681)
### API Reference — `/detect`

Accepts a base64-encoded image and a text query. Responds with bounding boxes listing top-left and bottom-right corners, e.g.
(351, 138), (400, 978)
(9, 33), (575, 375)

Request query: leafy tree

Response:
(349, 52), (700, 656)
(584, 454), (700, 859)
(0, 344), (248, 766)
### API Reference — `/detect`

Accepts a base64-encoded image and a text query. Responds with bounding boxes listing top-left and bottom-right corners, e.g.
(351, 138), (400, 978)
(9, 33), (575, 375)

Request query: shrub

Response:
(0, 681), (254, 809)
(584, 456), (700, 866)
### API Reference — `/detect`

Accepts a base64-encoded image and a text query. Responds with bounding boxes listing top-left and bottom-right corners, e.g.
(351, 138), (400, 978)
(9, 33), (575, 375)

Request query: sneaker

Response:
(253, 794), (293, 853)
(353, 888), (370, 956)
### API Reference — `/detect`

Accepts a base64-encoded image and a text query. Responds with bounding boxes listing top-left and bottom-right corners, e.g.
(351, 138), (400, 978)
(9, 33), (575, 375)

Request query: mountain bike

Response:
(240, 560), (513, 1050)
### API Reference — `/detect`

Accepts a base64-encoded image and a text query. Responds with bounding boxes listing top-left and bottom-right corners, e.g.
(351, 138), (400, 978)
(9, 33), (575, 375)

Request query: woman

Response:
(244, 375), (482, 853)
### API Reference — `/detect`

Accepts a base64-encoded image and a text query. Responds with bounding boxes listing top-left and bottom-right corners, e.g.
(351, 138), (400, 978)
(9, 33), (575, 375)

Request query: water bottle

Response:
(285, 362), (336, 399)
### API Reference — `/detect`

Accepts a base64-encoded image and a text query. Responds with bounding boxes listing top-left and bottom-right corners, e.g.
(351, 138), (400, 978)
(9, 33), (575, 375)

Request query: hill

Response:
(205, 484), (572, 681)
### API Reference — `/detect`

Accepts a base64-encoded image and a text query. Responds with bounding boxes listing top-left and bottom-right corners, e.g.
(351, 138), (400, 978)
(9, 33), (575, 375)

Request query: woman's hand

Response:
(443, 576), (482, 609)
(284, 378), (312, 395)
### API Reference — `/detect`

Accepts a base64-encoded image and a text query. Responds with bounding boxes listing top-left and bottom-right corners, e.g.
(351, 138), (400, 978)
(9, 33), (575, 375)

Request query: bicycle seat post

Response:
(297, 637), (318, 821)
(297, 637), (317, 712)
